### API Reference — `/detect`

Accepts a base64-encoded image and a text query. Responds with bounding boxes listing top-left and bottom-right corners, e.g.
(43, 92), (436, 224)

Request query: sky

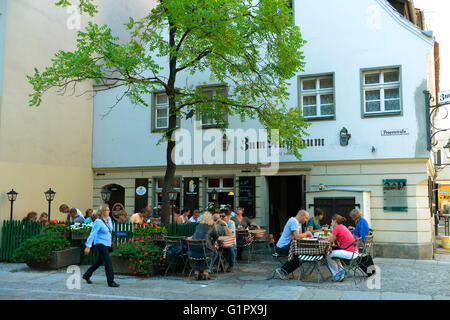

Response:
(414, 0), (450, 91)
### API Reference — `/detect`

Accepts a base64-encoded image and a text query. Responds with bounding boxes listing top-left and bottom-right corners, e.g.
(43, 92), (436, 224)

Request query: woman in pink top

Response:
(325, 214), (358, 282)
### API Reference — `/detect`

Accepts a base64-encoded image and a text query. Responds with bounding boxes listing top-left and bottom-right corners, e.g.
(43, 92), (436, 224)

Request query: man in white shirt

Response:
(188, 209), (200, 223)
(274, 209), (313, 279)
(59, 204), (84, 222)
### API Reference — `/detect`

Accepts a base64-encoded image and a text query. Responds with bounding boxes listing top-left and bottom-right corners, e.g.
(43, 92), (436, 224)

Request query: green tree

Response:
(28, 0), (310, 224)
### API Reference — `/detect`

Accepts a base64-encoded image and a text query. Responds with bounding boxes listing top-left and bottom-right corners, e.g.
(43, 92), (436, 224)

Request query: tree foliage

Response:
(28, 0), (310, 222)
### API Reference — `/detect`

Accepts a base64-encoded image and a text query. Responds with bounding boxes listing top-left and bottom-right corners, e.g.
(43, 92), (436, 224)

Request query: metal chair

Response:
(297, 239), (330, 283)
(164, 236), (187, 276)
(186, 239), (216, 278)
(236, 229), (254, 264)
(347, 235), (375, 283)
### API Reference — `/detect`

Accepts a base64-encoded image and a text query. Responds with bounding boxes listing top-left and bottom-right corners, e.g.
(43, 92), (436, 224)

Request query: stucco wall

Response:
(0, 0), (93, 221)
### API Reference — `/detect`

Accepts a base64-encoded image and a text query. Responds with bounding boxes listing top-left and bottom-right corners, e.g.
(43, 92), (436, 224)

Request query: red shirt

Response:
(332, 224), (356, 252)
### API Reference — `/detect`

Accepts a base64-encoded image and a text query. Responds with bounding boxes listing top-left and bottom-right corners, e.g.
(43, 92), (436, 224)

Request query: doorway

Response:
(102, 184), (125, 221)
(268, 176), (305, 242)
(312, 197), (357, 228)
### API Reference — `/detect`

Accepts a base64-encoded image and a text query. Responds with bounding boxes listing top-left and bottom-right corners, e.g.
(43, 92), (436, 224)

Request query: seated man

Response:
(349, 208), (370, 242)
(59, 204), (83, 222)
(274, 209), (313, 279)
(189, 209), (201, 223)
(213, 209), (236, 273)
(70, 208), (85, 224)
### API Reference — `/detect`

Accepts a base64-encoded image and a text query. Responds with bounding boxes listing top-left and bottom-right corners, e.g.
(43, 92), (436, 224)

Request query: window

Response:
(300, 75), (335, 119)
(155, 93), (169, 129)
(152, 92), (180, 131)
(362, 68), (401, 116)
(199, 86), (228, 128)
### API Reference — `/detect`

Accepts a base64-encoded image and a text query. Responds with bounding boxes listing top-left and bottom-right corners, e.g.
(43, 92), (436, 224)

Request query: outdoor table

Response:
(288, 238), (331, 262)
(248, 229), (266, 239)
(443, 214), (450, 236)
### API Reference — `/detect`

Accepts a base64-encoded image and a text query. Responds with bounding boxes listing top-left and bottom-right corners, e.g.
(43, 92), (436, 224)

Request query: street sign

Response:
(438, 90), (450, 104)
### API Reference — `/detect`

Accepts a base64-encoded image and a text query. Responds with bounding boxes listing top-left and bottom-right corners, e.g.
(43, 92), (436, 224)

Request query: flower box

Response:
(26, 247), (80, 270)
(134, 233), (166, 242)
(71, 232), (90, 240)
(110, 256), (134, 275)
(111, 256), (157, 276)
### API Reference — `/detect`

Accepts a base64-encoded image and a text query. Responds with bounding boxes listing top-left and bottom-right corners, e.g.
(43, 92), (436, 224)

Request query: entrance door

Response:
(268, 176), (305, 242)
(102, 184), (125, 221)
(312, 197), (357, 228)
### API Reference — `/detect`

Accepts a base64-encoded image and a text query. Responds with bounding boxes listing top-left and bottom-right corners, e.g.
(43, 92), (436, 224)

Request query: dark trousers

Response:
(83, 244), (115, 285)
(276, 244), (299, 275)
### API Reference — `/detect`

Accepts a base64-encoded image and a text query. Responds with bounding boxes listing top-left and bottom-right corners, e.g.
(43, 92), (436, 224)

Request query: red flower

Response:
(62, 224), (65, 227)
(136, 237), (140, 241)
(139, 260), (143, 264)
(45, 222), (49, 226)
(119, 254), (122, 257)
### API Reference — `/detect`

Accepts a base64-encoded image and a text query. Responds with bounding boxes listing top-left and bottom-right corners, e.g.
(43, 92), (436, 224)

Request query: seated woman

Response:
(306, 208), (325, 234)
(325, 214), (358, 282)
(177, 209), (190, 224)
(117, 210), (131, 223)
(349, 208), (370, 242)
(188, 212), (219, 280)
(231, 207), (261, 260)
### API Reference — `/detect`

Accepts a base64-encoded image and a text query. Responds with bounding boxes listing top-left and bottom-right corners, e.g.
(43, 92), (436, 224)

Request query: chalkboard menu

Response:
(183, 178), (199, 212)
(239, 176), (256, 218)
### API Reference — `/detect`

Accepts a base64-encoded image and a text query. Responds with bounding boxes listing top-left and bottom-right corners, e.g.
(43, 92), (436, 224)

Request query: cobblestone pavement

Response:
(1, 252), (450, 300)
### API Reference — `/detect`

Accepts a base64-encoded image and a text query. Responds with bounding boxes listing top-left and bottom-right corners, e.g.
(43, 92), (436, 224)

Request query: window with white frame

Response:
(200, 86), (228, 127)
(154, 93), (169, 129)
(363, 68), (401, 115)
(300, 75), (335, 119)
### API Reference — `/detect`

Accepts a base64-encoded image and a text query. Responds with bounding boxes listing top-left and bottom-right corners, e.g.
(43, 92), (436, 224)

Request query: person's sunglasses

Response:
(220, 215), (225, 218)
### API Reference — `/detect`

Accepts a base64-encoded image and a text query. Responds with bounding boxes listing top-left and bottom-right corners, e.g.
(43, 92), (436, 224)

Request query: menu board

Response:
(383, 179), (407, 212)
(239, 176), (256, 218)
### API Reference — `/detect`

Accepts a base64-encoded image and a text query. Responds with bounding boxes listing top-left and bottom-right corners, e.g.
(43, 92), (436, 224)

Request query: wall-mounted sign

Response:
(383, 179), (407, 212)
(136, 186), (147, 196)
(381, 129), (409, 136)
(438, 90), (450, 104)
(183, 178), (199, 212)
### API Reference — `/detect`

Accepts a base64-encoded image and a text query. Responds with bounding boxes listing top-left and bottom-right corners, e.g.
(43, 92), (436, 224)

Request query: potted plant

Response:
(41, 220), (70, 238)
(110, 238), (167, 277)
(70, 222), (93, 240)
(133, 222), (167, 242)
(13, 233), (80, 269)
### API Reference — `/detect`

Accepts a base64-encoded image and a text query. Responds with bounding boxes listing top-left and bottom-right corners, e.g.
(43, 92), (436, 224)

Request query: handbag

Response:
(99, 217), (115, 252)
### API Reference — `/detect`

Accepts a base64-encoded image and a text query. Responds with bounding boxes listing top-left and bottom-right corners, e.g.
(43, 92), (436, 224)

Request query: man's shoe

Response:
(274, 268), (287, 280)
(225, 266), (233, 273)
(108, 282), (120, 287)
(82, 275), (92, 284)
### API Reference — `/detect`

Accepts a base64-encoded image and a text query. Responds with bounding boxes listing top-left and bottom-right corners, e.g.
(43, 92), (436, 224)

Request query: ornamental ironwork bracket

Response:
(425, 90), (450, 151)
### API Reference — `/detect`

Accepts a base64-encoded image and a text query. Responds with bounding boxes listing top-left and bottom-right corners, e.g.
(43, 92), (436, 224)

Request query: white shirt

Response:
(188, 216), (200, 223)
(276, 217), (300, 248)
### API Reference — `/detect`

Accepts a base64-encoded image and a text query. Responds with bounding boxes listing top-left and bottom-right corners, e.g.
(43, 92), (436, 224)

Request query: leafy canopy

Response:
(29, 0), (310, 158)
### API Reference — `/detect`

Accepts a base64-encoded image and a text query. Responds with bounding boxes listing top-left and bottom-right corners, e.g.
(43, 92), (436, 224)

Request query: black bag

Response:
(359, 254), (375, 275)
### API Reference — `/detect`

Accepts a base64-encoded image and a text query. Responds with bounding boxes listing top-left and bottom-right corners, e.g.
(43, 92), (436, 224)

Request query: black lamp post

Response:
(168, 188), (178, 225)
(101, 188), (112, 204)
(6, 189), (18, 221)
(44, 188), (56, 220)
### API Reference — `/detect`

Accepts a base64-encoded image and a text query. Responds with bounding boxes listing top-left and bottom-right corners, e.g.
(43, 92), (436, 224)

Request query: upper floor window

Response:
(151, 92), (180, 132)
(198, 86), (228, 128)
(155, 93), (169, 129)
(362, 68), (401, 116)
(300, 74), (335, 120)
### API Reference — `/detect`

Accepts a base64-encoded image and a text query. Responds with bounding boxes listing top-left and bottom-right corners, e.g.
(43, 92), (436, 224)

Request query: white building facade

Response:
(92, 0), (438, 259)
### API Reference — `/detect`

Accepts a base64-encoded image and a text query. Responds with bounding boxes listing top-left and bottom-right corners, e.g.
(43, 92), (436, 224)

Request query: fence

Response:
(0, 220), (199, 264)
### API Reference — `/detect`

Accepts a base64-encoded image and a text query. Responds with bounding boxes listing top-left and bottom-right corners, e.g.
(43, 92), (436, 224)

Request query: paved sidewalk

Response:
(1, 255), (450, 300)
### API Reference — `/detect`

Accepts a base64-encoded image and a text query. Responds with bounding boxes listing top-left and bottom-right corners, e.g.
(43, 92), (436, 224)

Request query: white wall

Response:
(92, 0), (434, 168)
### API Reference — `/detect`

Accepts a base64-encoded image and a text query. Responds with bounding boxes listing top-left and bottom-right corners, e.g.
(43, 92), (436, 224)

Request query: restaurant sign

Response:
(438, 90), (450, 104)
(383, 179), (407, 212)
